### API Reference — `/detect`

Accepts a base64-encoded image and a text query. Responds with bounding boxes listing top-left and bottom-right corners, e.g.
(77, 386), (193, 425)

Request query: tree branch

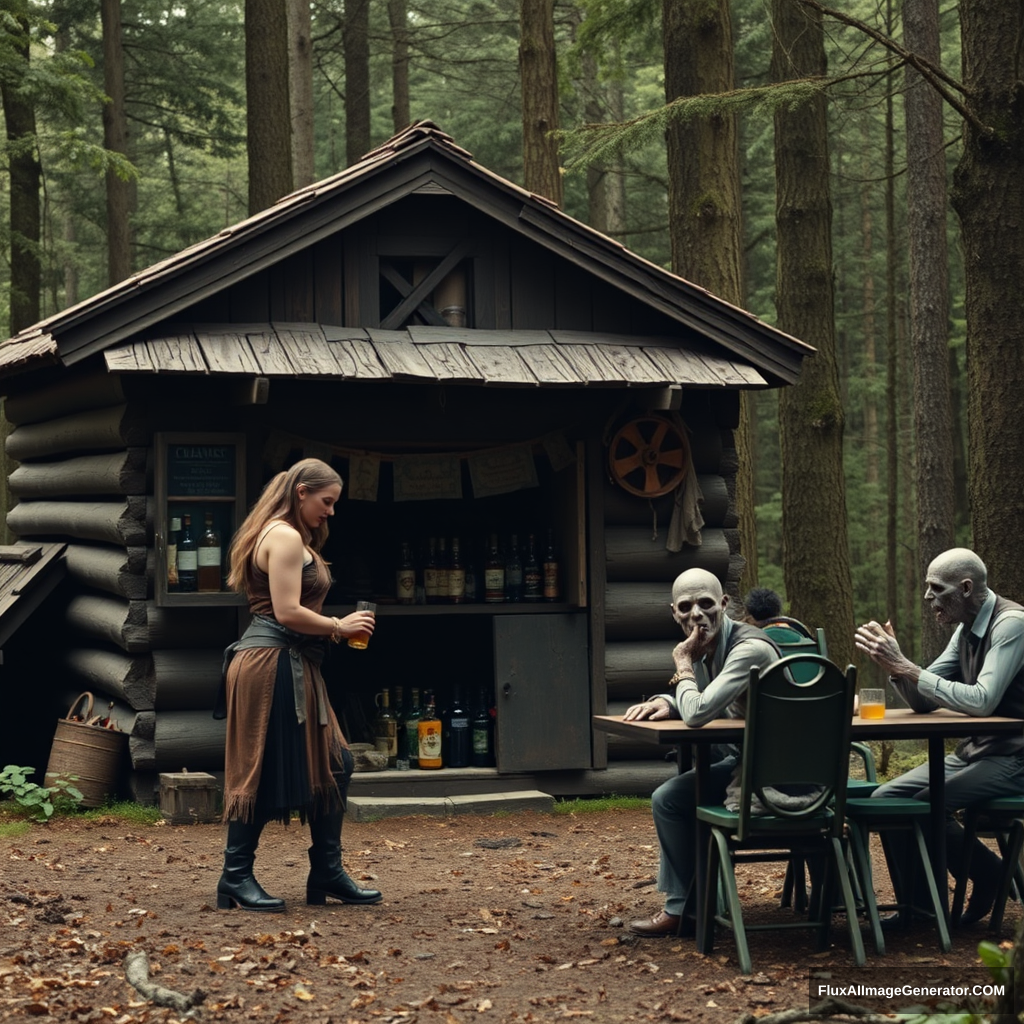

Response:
(124, 951), (206, 1018)
(731, 996), (899, 1024)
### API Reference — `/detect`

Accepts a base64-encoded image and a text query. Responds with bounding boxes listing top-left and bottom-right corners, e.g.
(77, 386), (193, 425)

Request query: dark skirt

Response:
(251, 650), (351, 825)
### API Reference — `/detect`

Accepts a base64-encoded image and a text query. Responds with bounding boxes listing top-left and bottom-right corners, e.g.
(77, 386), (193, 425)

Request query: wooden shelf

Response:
(324, 602), (580, 616)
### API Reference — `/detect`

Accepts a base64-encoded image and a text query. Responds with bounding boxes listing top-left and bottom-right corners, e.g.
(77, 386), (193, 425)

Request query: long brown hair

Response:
(227, 458), (342, 594)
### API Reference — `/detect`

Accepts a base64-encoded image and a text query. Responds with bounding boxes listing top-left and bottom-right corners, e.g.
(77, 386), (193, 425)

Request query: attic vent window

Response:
(412, 181), (453, 195)
(379, 241), (473, 330)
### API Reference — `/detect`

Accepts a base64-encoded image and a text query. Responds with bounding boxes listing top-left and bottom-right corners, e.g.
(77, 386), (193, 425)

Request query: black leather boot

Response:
(216, 819), (285, 912)
(306, 804), (382, 905)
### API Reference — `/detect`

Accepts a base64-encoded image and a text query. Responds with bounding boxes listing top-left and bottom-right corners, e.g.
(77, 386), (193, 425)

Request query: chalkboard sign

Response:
(166, 442), (237, 497)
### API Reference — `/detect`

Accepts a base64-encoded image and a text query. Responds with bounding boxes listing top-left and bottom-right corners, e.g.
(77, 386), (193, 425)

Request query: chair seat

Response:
(845, 797), (931, 818)
(698, 804), (833, 832)
(973, 796), (1024, 815)
(846, 780), (879, 796)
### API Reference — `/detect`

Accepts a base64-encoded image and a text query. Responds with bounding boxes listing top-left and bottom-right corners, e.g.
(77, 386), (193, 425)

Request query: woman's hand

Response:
(334, 610), (375, 638)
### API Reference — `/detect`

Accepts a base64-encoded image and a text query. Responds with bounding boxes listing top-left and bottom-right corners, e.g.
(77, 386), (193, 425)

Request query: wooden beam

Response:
(379, 239), (474, 330)
(9, 449), (149, 499)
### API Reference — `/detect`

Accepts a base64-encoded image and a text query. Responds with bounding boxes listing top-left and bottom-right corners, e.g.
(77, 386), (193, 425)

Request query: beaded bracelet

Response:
(669, 670), (695, 686)
(329, 617), (343, 644)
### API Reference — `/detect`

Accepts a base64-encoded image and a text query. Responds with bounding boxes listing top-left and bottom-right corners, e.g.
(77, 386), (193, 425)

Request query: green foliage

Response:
(80, 800), (162, 825)
(0, 765), (83, 822)
(553, 795), (651, 814)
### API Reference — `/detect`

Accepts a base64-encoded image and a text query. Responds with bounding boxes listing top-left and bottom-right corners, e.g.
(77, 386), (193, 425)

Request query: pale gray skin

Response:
(855, 547), (990, 685)
(624, 568), (730, 721)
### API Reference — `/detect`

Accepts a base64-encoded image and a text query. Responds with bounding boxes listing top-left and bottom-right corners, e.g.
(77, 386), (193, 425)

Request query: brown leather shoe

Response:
(629, 910), (685, 937)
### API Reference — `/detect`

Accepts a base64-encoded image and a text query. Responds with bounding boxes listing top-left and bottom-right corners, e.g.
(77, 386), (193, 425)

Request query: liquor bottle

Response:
(197, 511), (222, 593)
(374, 689), (398, 768)
(417, 692), (443, 769)
(504, 533), (523, 602)
(543, 529), (561, 602)
(394, 685), (410, 768)
(404, 687), (422, 769)
(464, 543), (479, 603)
(176, 514), (198, 592)
(424, 537), (440, 604)
(471, 688), (496, 768)
(523, 532), (542, 602)
(484, 533), (505, 603)
(443, 685), (471, 768)
(436, 538), (450, 603)
(396, 541), (416, 605)
(448, 536), (466, 604)
(166, 516), (181, 592)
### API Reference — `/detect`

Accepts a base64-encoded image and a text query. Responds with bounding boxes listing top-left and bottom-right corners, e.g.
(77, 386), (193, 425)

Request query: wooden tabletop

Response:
(593, 707), (1024, 744)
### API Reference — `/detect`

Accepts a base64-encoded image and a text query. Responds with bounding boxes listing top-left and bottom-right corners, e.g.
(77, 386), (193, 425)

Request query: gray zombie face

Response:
(671, 572), (729, 644)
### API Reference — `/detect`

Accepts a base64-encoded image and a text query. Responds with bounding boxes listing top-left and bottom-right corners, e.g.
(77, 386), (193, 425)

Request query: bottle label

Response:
(484, 569), (505, 601)
(198, 548), (222, 567)
(448, 568), (466, 597)
(506, 566), (523, 587)
(419, 723), (442, 760)
(424, 568), (439, 597)
(177, 551), (198, 571)
(543, 562), (559, 599)
(524, 568), (542, 598)
(473, 727), (490, 754)
(397, 571), (415, 601)
(406, 720), (419, 757)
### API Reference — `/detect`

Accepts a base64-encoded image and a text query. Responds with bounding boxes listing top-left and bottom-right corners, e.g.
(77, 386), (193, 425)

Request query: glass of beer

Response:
(858, 688), (886, 719)
(347, 600), (376, 649)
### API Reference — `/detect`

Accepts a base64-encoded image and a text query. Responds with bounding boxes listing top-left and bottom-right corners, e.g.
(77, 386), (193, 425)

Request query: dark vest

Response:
(957, 594), (1024, 760)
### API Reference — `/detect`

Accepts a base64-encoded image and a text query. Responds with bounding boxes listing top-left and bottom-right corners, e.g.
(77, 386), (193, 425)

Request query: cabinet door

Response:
(494, 613), (591, 771)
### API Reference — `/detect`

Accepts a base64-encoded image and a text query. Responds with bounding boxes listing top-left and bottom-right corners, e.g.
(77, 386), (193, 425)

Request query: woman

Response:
(216, 458), (382, 913)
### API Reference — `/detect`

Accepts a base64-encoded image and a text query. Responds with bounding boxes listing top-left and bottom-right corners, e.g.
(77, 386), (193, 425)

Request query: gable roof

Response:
(0, 122), (812, 387)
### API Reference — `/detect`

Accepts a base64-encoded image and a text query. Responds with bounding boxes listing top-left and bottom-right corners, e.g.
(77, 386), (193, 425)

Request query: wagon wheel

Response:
(607, 416), (690, 498)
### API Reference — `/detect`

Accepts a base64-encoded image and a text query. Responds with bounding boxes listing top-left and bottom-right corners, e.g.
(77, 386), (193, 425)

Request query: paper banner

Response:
(347, 454), (380, 502)
(393, 454), (463, 502)
(468, 444), (539, 498)
(542, 432), (576, 472)
(305, 441), (334, 465)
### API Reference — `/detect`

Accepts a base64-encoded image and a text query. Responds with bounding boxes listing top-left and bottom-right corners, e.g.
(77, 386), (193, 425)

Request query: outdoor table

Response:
(593, 708), (1024, 951)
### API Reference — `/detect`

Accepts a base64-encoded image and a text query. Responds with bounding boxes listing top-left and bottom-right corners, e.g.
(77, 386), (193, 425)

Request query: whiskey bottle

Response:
(448, 536), (466, 604)
(443, 685), (471, 768)
(176, 514), (198, 593)
(543, 529), (561, 602)
(484, 533), (505, 603)
(424, 537), (440, 604)
(394, 685), (409, 768)
(197, 511), (222, 593)
(436, 537), (450, 603)
(523, 532), (542, 602)
(471, 688), (496, 768)
(404, 687), (422, 769)
(374, 689), (398, 768)
(504, 533), (523, 602)
(396, 541), (416, 605)
(417, 692), (443, 769)
(166, 516), (181, 592)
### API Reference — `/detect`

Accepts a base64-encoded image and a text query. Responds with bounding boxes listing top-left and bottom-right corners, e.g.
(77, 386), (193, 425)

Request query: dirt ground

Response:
(0, 807), (1014, 1023)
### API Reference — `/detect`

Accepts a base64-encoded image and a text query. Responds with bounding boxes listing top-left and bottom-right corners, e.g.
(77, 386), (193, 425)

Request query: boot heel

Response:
(306, 888), (327, 906)
(216, 893), (236, 910)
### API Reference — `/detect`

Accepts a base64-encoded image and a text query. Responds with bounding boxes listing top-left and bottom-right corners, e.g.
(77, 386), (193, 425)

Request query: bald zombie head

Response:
(924, 547), (989, 627)
(670, 568), (730, 647)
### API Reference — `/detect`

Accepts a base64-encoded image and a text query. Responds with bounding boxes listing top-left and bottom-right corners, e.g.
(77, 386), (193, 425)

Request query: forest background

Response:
(1, 0), (1021, 684)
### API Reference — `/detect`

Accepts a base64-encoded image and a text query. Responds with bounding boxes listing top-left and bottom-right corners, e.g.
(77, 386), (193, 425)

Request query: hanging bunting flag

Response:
(305, 441), (334, 465)
(393, 454), (463, 501)
(468, 444), (539, 498)
(542, 432), (576, 472)
(347, 454), (380, 502)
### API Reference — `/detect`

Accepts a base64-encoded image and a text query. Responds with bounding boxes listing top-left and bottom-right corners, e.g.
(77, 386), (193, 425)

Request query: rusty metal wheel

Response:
(607, 416), (690, 498)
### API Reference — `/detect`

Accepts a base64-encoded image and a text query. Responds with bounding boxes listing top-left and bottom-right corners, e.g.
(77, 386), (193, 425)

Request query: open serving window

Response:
(155, 432), (247, 606)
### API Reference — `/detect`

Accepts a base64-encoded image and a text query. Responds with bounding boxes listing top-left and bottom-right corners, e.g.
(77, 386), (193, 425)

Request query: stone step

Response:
(345, 789), (555, 822)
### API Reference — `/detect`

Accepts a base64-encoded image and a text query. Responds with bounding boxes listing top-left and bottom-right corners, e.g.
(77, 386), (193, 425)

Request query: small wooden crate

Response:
(158, 772), (220, 824)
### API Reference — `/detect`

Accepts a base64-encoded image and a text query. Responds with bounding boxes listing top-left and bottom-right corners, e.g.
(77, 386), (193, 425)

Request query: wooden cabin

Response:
(0, 123), (812, 801)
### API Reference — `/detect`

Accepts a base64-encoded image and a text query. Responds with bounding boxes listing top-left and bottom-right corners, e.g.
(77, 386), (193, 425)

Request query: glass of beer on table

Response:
(858, 688), (886, 719)
(348, 600), (376, 649)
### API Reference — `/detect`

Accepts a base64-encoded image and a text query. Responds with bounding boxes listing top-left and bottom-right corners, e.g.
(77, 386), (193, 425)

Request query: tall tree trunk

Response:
(950, 3), (1024, 597)
(904, 0), (955, 662)
(2, 13), (41, 333)
(772, 0), (855, 668)
(246, 0), (293, 213)
(388, 0), (410, 134)
(582, 44), (626, 235)
(289, 0), (315, 187)
(101, 0), (132, 285)
(519, 0), (562, 207)
(344, 0), (371, 166)
(662, 0), (753, 592)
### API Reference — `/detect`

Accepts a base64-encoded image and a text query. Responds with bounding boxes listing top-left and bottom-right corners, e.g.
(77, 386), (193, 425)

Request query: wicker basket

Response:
(44, 692), (128, 808)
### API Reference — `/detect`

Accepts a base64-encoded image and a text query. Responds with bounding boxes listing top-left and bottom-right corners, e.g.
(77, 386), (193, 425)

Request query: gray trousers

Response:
(872, 751), (1024, 900)
(652, 754), (738, 915)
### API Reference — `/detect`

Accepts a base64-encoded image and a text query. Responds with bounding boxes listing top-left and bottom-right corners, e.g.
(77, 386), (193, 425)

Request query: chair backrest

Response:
(736, 653), (856, 842)
(761, 623), (829, 683)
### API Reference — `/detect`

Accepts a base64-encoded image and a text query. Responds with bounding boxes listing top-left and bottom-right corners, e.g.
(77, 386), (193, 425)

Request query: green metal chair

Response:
(696, 654), (865, 975)
(951, 797), (1024, 932)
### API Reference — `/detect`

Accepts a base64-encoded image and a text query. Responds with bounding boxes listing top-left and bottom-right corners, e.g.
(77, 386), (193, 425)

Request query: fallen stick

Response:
(731, 997), (896, 1024)
(124, 951), (207, 1018)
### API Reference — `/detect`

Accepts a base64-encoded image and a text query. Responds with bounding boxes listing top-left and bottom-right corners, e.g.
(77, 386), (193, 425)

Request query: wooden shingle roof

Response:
(104, 324), (767, 388)
(0, 543), (66, 652)
(0, 122), (812, 387)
